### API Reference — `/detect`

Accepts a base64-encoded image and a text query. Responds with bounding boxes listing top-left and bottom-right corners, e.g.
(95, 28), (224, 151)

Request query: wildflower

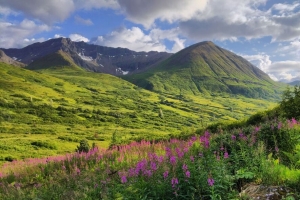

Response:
(208, 178), (214, 186)
(62, 165), (66, 170)
(150, 162), (157, 171)
(182, 164), (188, 171)
(224, 151), (229, 159)
(254, 126), (260, 132)
(121, 175), (127, 184)
(158, 156), (164, 163)
(198, 152), (203, 157)
(185, 170), (191, 178)
(231, 135), (236, 141)
(163, 171), (169, 179)
(94, 183), (98, 188)
(170, 156), (176, 165)
(190, 156), (195, 162)
(144, 169), (152, 177)
(176, 148), (184, 158)
(171, 177), (179, 188)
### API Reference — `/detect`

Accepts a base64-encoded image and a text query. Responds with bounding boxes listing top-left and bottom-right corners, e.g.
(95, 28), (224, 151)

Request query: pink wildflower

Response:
(185, 170), (191, 178)
(208, 178), (214, 186)
(171, 177), (179, 188)
(224, 151), (229, 159)
(170, 156), (176, 165)
(121, 175), (127, 184)
(163, 171), (169, 179)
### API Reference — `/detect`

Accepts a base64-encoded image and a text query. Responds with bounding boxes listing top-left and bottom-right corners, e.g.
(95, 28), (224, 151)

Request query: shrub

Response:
(76, 139), (90, 153)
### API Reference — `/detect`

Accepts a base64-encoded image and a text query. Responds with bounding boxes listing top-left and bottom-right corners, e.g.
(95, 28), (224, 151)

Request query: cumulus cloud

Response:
(117, 0), (208, 28)
(74, 15), (93, 26)
(0, 19), (50, 48)
(0, 0), (75, 24)
(241, 54), (272, 72)
(241, 53), (300, 82)
(277, 39), (300, 59)
(179, 0), (300, 42)
(92, 27), (185, 52)
(74, 0), (119, 10)
(69, 34), (90, 42)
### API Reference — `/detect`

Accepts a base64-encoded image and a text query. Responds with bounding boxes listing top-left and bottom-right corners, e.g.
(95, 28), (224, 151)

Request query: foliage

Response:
(76, 139), (90, 153)
(280, 86), (300, 119)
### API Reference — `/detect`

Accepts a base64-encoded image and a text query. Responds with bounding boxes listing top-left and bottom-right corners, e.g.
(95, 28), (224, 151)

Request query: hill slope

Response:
(0, 50), (25, 67)
(123, 41), (285, 99)
(0, 62), (276, 161)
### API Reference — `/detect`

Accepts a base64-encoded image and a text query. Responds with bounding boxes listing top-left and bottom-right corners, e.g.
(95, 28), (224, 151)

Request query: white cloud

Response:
(69, 34), (90, 42)
(0, 19), (50, 48)
(92, 27), (184, 52)
(74, 15), (93, 26)
(74, 0), (119, 10)
(241, 54), (272, 72)
(241, 53), (300, 82)
(117, 0), (208, 28)
(272, 3), (300, 14)
(277, 39), (300, 59)
(0, 0), (75, 24)
(179, 0), (300, 42)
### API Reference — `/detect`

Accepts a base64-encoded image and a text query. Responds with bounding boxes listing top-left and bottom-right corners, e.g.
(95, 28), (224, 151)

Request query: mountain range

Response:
(0, 38), (286, 99)
(1, 38), (171, 75)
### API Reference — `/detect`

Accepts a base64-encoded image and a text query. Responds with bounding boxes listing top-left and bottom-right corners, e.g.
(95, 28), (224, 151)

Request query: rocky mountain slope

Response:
(0, 50), (25, 67)
(1, 38), (171, 75)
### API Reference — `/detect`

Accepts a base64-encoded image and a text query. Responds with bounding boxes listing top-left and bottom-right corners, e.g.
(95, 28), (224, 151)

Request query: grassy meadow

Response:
(1, 62), (300, 199)
(0, 62), (277, 163)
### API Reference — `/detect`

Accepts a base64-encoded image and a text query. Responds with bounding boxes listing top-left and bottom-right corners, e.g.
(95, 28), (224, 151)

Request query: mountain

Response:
(288, 80), (300, 86)
(123, 41), (285, 99)
(0, 50), (25, 67)
(1, 38), (171, 75)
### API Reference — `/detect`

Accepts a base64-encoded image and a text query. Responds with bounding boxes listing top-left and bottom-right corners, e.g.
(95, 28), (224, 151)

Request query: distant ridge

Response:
(123, 41), (285, 99)
(288, 80), (300, 86)
(1, 38), (171, 75)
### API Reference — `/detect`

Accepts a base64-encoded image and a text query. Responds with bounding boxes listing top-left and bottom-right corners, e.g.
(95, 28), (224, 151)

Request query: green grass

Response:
(0, 62), (277, 163)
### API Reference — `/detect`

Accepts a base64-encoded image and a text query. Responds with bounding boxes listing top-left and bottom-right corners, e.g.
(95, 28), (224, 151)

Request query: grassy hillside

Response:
(0, 62), (277, 163)
(123, 41), (286, 99)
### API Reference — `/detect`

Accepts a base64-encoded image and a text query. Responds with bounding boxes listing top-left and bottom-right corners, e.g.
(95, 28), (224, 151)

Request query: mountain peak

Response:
(124, 41), (284, 99)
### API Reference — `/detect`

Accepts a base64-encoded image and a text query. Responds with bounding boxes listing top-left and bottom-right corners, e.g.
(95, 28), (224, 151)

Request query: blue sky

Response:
(0, 0), (300, 82)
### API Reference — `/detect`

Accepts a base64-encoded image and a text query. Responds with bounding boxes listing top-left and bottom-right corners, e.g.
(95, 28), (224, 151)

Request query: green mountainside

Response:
(26, 50), (83, 71)
(0, 62), (276, 161)
(123, 41), (285, 99)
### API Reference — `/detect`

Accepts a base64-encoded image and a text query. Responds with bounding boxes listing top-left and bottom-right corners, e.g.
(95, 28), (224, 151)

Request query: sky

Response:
(0, 0), (300, 83)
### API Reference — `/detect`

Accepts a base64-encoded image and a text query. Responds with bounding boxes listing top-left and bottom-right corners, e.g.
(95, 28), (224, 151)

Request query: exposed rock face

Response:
(0, 50), (25, 67)
(0, 38), (171, 75)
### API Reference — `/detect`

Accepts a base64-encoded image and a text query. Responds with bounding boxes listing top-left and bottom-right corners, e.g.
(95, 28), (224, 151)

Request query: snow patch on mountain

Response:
(78, 53), (93, 61)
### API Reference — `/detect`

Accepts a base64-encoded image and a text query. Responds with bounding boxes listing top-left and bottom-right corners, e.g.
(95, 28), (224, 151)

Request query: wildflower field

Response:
(0, 117), (299, 199)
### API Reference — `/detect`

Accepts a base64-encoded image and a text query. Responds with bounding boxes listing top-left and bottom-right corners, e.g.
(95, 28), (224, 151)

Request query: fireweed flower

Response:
(275, 146), (279, 153)
(170, 156), (176, 165)
(163, 171), (169, 179)
(224, 151), (229, 159)
(171, 177), (179, 188)
(208, 178), (214, 186)
(150, 162), (157, 171)
(185, 170), (191, 178)
(121, 175), (127, 184)
(182, 164), (188, 171)
(231, 135), (236, 141)
(190, 156), (195, 162)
